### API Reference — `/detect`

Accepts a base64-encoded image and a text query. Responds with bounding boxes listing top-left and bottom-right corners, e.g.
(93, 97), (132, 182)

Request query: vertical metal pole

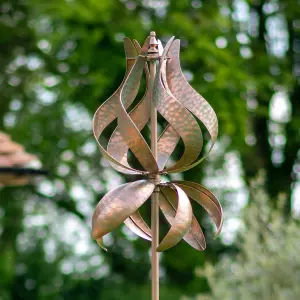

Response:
(149, 58), (159, 300)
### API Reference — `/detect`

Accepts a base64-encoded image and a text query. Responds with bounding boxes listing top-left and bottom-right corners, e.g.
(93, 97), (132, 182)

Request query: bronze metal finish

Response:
(92, 32), (223, 300)
(149, 34), (160, 300)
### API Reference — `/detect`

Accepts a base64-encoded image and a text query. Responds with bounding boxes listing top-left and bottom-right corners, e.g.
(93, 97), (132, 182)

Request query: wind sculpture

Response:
(92, 32), (223, 300)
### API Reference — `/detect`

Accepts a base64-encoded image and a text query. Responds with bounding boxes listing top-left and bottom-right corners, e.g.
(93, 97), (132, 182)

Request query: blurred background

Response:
(0, 0), (299, 299)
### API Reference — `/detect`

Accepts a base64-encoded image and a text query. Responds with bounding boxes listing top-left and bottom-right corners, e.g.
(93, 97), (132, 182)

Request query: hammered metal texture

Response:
(157, 183), (192, 252)
(124, 210), (152, 241)
(156, 57), (180, 170)
(174, 180), (223, 216)
(108, 39), (178, 174)
(93, 38), (144, 174)
(153, 40), (203, 173)
(158, 186), (206, 251)
(118, 37), (158, 174)
(92, 33), (223, 252)
(174, 181), (223, 236)
(92, 180), (155, 240)
(107, 41), (151, 174)
(165, 39), (218, 172)
(157, 125), (180, 170)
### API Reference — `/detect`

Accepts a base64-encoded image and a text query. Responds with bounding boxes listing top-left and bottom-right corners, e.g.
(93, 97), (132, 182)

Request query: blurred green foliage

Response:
(203, 172), (300, 300)
(0, 0), (299, 299)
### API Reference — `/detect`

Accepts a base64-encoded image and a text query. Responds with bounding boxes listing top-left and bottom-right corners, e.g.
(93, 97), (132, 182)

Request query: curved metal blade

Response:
(124, 210), (152, 241)
(92, 180), (155, 241)
(173, 181), (223, 236)
(158, 187), (206, 251)
(156, 58), (180, 170)
(165, 39), (218, 172)
(93, 38), (145, 174)
(157, 125), (180, 170)
(96, 238), (107, 251)
(107, 41), (151, 174)
(157, 39), (164, 56)
(118, 36), (158, 173)
(156, 183), (192, 252)
(153, 39), (203, 173)
(174, 180), (223, 214)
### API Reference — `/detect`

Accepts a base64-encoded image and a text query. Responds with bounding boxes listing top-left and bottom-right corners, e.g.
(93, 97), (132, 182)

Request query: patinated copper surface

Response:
(92, 32), (223, 252)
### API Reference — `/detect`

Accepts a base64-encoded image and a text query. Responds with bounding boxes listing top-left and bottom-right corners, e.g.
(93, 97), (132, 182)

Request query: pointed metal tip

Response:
(123, 38), (137, 58)
(149, 31), (158, 45)
(96, 238), (108, 251)
(213, 224), (223, 239)
(147, 31), (159, 58)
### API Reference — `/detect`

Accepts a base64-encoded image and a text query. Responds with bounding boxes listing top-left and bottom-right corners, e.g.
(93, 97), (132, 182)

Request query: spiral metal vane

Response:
(92, 32), (223, 252)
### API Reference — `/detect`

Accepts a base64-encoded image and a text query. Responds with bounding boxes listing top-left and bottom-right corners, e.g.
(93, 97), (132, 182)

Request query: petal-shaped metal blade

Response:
(153, 39), (203, 173)
(107, 41), (151, 174)
(156, 58), (180, 170)
(96, 238), (107, 251)
(93, 38), (145, 174)
(173, 181), (223, 236)
(157, 39), (164, 56)
(158, 187), (206, 251)
(156, 183), (192, 252)
(118, 37), (159, 173)
(92, 180), (155, 241)
(92, 183), (126, 240)
(157, 125), (179, 170)
(124, 210), (152, 241)
(165, 39), (218, 172)
(174, 180), (223, 214)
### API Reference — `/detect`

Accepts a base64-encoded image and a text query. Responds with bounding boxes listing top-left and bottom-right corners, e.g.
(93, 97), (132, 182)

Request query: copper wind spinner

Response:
(92, 32), (223, 299)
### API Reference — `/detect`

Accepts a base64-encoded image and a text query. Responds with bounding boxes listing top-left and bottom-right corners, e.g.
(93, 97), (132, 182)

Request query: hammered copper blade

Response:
(92, 183), (126, 240)
(118, 37), (158, 173)
(107, 41), (151, 174)
(156, 183), (192, 252)
(156, 56), (181, 170)
(174, 180), (223, 215)
(92, 180), (155, 240)
(96, 238), (107, 251)
(153, 40), (203, 173)
(157, 125), (180, 170)
(92, 183), (126, 250)
(124, 210), (152, 241)
(93, 38), (145, 174)
(165, 39), (218, 172)
(158, 187), (206, 251)
(174, 181), (223, 236)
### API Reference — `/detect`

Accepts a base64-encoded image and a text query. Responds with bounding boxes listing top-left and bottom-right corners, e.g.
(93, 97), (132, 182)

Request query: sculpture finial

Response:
(148, 31), (159, 58)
